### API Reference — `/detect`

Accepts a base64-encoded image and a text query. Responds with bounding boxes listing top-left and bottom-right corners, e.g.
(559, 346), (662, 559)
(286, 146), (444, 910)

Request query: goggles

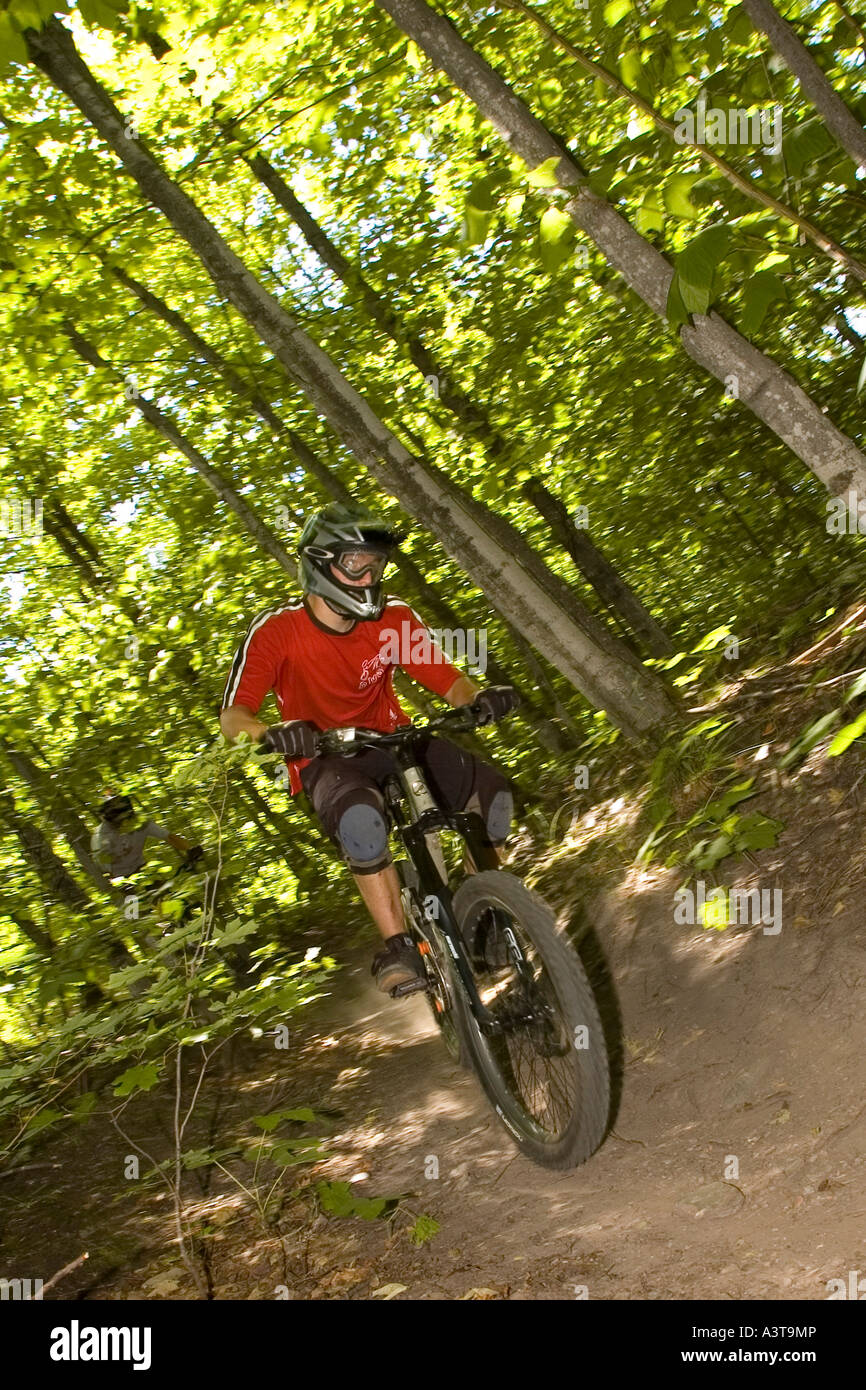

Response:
(331, 546), (391, 583)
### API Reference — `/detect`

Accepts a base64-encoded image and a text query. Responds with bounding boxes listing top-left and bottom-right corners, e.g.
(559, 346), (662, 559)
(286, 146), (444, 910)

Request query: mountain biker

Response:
(218, 502), (519, 995)
(91, 793), (201, 887)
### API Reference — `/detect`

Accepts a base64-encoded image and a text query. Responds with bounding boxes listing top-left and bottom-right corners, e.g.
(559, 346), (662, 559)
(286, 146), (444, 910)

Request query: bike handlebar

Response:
(315, 704), (486, 758)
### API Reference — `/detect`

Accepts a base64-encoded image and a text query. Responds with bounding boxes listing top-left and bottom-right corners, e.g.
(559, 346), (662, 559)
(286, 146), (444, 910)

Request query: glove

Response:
(262, 720), (319, 759)
(471, 686), (521, 727)
(185, 845), (204, 865)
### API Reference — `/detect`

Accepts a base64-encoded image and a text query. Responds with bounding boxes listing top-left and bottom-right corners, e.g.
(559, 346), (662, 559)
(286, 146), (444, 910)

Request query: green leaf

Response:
(738, 270), (787, 337)
(700, 891), (729, 930)
(688, 832), (732, 871)
(702, 778), (756, 821)
(844, 670), (866, 703)
(665, 272), (691, 329)
(675, 225), (730, 316)
(619, 49), (643, 91)
(604, 0), (632, 25)
(78, 0), (125, 30)
(0, 13), (28, 65)
(24, 1106), (64, 1134)
(663, 173), (701, 220)
(252, 1106), (316, 1131)
(463, 205), (492, 246)
(353, 1195), (387, 1220)
(181, 1148), (216, 1169)
(213, 917), (258, 948)
(113, 1062), (160, 1096)
(525, 156), (561, 188)
(268, 1140), (324, 1166)
(9, 0), (43, 31)
(408, 1214), (440, 1245)
(635, 188), (665, 236)
(828, 707), (866, 756)
(538, 206), (573, 271)
(70, 1091), (98, 1122)
(778, 711), (841, 769)
(731, 813), (783, 851)
(316, 1179), (355, 1216)
(783, 118), (835, 179)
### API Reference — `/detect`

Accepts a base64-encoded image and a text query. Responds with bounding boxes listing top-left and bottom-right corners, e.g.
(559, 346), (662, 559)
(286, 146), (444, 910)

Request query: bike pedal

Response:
(390, 977), (430, 999)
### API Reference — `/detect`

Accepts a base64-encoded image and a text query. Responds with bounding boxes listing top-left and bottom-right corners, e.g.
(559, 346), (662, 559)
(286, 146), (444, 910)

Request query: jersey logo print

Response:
(358, 653), (385, 690)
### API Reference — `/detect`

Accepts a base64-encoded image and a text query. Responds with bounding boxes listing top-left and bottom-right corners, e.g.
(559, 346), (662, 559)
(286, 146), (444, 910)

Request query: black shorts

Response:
(299, 735), (512, 874)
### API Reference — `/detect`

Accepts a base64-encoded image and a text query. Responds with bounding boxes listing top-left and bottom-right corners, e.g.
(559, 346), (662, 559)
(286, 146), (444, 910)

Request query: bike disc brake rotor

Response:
(473, 907), (576, 1137)
(407, 908), (463, 1062)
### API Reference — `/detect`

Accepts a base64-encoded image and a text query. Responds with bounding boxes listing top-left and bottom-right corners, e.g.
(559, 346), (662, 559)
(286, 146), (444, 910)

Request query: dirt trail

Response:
(3, 755), (865, 1301)
(257, 796), (866, 1301)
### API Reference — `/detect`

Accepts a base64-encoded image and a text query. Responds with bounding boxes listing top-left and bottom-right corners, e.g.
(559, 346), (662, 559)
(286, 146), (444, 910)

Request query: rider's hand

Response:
(470, 686), (521, 727)
(185, 845), (204, 865)
(261, 720), (319, 759)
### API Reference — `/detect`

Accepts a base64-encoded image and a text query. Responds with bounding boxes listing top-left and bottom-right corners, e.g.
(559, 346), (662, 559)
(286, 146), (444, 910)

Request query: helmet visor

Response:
(331, 546), (390, 583)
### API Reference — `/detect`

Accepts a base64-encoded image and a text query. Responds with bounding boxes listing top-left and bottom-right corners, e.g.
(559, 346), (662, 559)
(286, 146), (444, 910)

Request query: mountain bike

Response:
(317, 707), (611, 1170)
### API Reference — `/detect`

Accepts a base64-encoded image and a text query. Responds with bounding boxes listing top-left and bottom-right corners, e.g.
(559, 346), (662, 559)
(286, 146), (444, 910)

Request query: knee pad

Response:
(485, 788), (513, 844)
(337, 803), (390, 873)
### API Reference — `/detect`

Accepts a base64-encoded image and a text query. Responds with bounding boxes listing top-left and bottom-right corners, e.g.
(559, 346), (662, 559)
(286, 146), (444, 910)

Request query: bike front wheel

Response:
(396, 861), (471, 1068)
(452, 871), (610, 1169)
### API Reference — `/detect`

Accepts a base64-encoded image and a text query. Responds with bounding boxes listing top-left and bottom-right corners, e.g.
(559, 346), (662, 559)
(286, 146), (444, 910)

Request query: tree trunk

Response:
(373, 0), (866, 500)
(7, 910), (55, 956)
(64, 322), (297, 572)
(523, 480), (674, 657)
(27, 17), (676, 743)
(741, 0), (866, 170)
(41, 498), (112, 595)
(247, 152), (509, 450)
(1, 740), (112, 891)
(0, 792), (90, 910)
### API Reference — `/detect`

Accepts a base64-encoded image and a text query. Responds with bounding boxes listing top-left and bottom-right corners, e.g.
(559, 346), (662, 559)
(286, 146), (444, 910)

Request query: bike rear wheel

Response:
(452, 871), (610, 1168)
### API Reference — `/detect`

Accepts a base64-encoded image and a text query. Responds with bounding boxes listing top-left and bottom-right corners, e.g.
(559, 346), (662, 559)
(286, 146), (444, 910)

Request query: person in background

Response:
(91, 793), (200, 884)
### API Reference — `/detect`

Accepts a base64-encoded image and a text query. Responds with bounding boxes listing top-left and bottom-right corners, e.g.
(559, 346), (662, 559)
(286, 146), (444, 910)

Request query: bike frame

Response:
(320, 715), (507, 1034)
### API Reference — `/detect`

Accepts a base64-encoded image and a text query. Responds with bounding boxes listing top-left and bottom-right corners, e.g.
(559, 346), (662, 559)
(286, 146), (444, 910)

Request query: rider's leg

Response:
(336, 804), (425, 989)
(419, 738), (514, 869)
(351, 862), (405, 940)
(300, 753), (424, 992)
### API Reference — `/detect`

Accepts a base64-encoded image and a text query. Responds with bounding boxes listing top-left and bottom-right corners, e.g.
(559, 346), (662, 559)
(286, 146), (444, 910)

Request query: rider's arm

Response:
(220, 610), (284, 740)
(219, 703), (269, 743)
(167, 832), (193, 855)
(444, 674), (480, 708)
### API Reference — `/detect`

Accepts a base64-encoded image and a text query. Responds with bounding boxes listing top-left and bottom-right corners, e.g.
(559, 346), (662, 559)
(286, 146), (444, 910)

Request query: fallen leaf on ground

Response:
(143, 1267), (185, 1296)
(370, 1283), (407, 1300)
(319, 1264), (370, 1290)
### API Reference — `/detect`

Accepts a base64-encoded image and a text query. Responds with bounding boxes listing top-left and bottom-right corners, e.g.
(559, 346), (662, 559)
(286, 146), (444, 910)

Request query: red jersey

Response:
(221, 596), (462, 792)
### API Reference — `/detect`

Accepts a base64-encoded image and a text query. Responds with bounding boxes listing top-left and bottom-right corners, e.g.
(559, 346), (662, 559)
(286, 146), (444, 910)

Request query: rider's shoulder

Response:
(246, 600), (305, 635)
(379, 595), (425, 625)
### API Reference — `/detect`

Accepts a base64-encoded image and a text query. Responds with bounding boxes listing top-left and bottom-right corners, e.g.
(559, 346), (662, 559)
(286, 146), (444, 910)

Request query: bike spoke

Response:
(475, 908), (580, 1140)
